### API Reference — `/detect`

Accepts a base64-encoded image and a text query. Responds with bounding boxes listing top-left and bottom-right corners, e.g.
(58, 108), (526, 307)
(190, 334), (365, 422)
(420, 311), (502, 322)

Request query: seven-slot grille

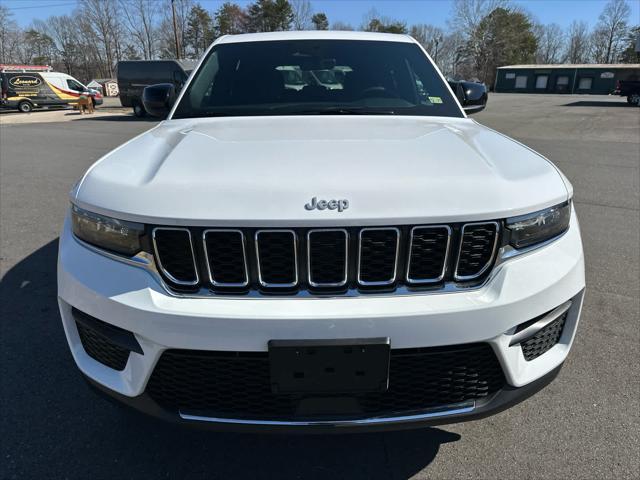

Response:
(151, 223), (500, 294)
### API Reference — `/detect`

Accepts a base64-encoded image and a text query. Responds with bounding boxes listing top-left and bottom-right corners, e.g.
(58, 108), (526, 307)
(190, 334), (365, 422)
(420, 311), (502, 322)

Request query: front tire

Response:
(18, 101), (33, 113)
(133, 103), (146, 117)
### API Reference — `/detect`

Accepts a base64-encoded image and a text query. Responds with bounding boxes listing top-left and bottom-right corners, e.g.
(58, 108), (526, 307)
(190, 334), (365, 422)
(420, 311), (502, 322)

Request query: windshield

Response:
(172, 40), (463, 119)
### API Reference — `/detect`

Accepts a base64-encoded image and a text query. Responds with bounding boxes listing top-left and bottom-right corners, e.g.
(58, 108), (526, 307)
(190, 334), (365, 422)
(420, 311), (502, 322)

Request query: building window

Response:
(578, 77), (593, 90)
(535, 75), (549, 89)
(556, 76), (569, 86)
(515, 75), (527, 89)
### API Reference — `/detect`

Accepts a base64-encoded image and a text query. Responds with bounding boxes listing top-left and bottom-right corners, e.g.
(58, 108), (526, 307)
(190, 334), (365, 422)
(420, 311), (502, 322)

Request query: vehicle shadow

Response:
(1, 240), (461, 479)
(562, 100), (630, 107)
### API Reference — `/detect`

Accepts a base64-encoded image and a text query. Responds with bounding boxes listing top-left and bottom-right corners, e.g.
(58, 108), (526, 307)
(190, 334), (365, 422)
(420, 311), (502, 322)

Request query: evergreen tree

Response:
(311, 12), (329, 31)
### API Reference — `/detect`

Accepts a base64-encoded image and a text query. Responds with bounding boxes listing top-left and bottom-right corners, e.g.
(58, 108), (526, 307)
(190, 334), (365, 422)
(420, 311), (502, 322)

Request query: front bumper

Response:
(58, 209), (585, 430)
(83, 363), (563, 433)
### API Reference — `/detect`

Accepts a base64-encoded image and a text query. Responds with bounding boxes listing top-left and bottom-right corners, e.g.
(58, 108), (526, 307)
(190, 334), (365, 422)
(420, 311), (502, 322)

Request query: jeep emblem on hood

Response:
(304, 197), (349, 212)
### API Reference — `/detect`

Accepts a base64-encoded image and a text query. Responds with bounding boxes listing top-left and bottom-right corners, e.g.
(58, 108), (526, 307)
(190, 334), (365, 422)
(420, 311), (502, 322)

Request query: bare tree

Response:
(159, 0), (193, 59)
(120, 0), (159, 60)
(0, 5), (23, 63)
(360, 8), (407, 33)
(591, 0), (631, 63)
(79, 0), (124, 77)
(449, 0), (510, 37)
(410, 24), (445, 52)
(535, 23), (565, 64)
(566, 20), (591, 63)
(438, 32), (467, 77)
(331, 21), (354, 31)
(291, 0), (312, 30)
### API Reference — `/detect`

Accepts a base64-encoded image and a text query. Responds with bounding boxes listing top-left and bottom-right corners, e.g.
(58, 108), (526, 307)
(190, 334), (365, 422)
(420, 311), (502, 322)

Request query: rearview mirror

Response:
(142, 83), (176, 118)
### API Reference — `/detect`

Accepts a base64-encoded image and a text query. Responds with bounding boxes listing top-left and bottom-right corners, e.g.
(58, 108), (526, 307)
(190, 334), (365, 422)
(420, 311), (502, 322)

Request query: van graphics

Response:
(9, 75), (42, 88)
(47, 82), (82, 99)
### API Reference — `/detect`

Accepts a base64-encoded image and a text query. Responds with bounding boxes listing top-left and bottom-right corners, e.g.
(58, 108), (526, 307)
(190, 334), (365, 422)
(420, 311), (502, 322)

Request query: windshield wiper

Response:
(176, 111), (237, 118)
(283, 106), (396, 115)
(176, 106), (397, 119)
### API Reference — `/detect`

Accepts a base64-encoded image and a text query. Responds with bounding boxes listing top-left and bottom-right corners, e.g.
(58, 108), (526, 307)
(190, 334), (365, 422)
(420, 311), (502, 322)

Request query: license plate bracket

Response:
(268, 338), (390, 394)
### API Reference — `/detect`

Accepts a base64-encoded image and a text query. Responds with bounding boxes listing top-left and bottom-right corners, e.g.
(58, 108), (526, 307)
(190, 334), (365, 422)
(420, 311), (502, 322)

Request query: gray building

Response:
(494, 64), (640, 94)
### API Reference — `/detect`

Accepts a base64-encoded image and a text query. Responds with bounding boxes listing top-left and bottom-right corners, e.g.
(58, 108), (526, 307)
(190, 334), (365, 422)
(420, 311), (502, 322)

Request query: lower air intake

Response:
(521, 313), (567, 361)
(76, 320), (130, 371)
(146, 344), (505, 420)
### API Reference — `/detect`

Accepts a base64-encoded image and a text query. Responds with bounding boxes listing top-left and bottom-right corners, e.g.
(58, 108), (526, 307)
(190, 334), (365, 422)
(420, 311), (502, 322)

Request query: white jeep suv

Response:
(58, 31), (585, 432)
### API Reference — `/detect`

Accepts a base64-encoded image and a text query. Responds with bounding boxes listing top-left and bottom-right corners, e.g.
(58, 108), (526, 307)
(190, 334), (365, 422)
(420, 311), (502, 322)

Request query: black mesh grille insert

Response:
(308, 230), (348, 286)
(153, 228), (198, 285)
(256, 231), (297, 286)
(146, 344), (505, 420)
(76, 320), (130, 371)
(455, 223), (498, 279)
(359, 229), (399, 285)
(521, 313), (567, 361)
(204, 230), (247, 286)
(407, 226), (450, 283)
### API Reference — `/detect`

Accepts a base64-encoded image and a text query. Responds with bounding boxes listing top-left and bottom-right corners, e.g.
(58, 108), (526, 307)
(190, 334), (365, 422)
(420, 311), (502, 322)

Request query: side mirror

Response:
(460, 82), (487, 115)
(142, 83), (176, 118)
(463, 104), (486, 115)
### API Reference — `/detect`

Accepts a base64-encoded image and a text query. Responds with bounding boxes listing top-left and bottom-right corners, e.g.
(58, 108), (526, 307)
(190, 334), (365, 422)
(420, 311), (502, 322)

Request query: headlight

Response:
(506, 201), (571, 249)
(71, 205), (144, 255)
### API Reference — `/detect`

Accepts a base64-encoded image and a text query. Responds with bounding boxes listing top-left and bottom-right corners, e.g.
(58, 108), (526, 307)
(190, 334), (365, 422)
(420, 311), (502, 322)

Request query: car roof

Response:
(216, 30), (415, 45)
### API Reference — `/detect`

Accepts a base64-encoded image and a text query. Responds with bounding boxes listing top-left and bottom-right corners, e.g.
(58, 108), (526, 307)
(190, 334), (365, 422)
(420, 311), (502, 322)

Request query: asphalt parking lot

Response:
(1, 94), (638, 479)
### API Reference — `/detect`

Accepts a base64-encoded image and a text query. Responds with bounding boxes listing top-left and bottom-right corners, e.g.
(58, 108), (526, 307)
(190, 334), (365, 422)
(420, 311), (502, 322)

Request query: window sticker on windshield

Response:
(428, 96), (443, 104)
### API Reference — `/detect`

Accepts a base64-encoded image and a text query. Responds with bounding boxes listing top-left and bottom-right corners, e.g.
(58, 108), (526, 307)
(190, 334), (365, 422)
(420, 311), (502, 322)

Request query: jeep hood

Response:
(74, 116), (570, 226)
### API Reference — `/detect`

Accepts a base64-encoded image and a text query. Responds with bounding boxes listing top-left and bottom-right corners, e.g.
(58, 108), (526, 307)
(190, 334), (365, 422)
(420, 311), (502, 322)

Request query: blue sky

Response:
(3, 0), (640, 29)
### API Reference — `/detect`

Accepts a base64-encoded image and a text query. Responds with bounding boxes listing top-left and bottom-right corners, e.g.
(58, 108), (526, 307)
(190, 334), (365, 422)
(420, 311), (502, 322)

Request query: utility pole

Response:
(171, 0), (181, 60)
(434, 35), (443, 65)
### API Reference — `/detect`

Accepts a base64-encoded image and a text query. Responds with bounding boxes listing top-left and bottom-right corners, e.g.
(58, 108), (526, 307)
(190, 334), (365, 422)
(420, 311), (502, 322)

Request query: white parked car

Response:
(58, 31), (585, 432)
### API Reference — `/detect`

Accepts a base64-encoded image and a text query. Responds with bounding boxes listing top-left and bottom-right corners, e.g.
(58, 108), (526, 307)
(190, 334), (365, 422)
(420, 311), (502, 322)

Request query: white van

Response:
(0, 65), (103, 112)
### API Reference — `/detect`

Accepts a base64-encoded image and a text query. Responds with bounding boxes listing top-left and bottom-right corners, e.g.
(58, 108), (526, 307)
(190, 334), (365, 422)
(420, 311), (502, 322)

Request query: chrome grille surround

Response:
(141, 221), (507, 297)
(202, 229), (249, 287)
(357, 227), (401, 287)
(454, 221), (500, 282)
(406, 225), (452, 284)
(152, 227), (199, 286)
(307, 229), (349, 288)
(255, 229), (299, 288)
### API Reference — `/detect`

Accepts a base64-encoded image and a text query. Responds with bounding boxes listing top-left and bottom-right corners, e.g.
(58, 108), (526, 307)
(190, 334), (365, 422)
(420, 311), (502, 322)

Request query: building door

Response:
(555, 75), (570, 93)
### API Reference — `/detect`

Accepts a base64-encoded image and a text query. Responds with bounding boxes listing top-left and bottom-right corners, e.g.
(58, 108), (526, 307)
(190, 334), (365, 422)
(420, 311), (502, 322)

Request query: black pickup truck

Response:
(613, 79), (640, 106)
(117, 60), (197, 117)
